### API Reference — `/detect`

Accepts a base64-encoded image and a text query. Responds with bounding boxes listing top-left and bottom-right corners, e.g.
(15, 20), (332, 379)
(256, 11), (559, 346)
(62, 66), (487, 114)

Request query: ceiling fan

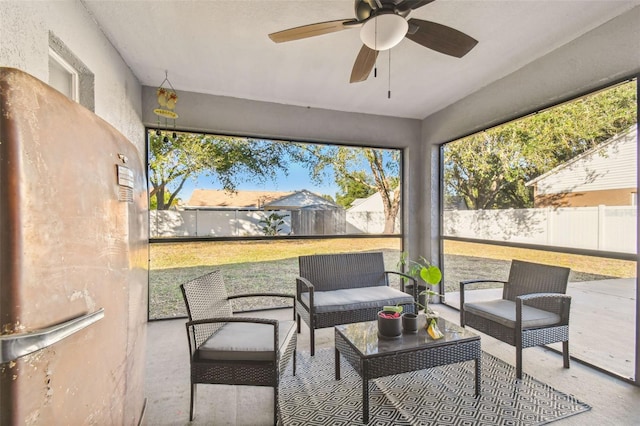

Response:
(268, 0), (478, 83)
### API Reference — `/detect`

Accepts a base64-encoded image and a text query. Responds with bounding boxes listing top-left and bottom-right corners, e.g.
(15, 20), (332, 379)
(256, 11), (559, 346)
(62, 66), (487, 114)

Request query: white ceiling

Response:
(82, 0), (639, 120)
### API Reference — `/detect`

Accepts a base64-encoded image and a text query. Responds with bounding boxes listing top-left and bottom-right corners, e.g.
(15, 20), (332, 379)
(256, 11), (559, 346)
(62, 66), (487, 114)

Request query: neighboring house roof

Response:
(264, 189), (342, 210)
(349, 198), (368, 208)
(444, 196), (469, 211)
(347, 191), (398, 212)
(348, 192), (383, 212)
(525, 127), (637, 195)
(186, 189), (294, 209)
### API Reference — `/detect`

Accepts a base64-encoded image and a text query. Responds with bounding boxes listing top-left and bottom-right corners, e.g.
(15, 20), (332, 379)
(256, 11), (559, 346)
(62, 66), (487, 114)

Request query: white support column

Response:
(403, 128), (442, 302)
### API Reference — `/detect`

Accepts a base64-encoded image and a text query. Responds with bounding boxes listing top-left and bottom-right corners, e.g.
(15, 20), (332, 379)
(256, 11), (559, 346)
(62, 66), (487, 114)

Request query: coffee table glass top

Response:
(335, 316), (478, 357)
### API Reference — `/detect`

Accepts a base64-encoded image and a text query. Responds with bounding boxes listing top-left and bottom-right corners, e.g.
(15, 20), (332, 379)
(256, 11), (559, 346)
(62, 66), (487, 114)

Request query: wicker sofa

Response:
(296, 252), (417, 355)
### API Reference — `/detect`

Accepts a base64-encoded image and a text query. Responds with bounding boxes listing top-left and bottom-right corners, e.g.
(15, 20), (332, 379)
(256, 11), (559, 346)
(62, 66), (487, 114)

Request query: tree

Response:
(297, 145), (401, 234)
(335, 171), (376, 209)
(444, 82), (637, 209)
(149, 189), (178, 210)
(149, 131), (293, 209)
(321, 194), (336, 203)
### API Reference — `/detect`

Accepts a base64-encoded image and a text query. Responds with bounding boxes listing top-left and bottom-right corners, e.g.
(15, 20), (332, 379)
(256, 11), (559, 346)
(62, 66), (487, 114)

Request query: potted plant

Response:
(377, 305), (403, 338)
(398, 252), (444, 338)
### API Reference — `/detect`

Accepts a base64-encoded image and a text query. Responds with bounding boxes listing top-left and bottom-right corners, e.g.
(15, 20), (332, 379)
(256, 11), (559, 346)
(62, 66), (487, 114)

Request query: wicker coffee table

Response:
(334, 316), (481, 423)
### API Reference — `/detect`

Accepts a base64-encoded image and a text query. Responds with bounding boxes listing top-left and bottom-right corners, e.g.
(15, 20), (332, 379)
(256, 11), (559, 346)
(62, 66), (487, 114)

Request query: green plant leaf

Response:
(382, 305), (403, 313)
(420, 265), (442, 285)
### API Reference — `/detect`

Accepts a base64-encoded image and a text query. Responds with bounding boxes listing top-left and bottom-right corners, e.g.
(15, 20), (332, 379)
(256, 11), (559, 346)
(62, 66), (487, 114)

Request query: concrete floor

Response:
(143, 304), (640, 425)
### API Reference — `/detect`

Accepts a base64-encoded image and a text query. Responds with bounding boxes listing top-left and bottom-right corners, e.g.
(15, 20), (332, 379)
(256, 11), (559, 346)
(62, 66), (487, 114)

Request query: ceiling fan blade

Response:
(363, 0), (380, 9)
(350, 45), (379, 83)
(406, 18), (478, 58)
(397, 0), (437, 13)
(269, 19), (356, 43)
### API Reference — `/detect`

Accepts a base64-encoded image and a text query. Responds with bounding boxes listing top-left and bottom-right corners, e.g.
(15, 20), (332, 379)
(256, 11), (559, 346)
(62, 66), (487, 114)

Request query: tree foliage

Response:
(444, 82), (637, 210)
(298, 145), (401, 233)
(149, 131), (293, 209)
(335, 171), (376, 209)
(258, 212), (287, 236)
(149, 190), (178, 210)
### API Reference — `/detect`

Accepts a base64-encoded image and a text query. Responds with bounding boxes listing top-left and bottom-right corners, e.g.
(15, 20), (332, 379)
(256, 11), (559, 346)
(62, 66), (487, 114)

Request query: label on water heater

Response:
(117, 165), (134, 189)
(117, 165), (134, 202)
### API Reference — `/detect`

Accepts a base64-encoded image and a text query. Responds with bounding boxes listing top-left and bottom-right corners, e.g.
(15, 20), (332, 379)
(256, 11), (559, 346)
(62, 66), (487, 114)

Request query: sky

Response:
(178, 162), (340, 203)
(154, 133), (401, 204)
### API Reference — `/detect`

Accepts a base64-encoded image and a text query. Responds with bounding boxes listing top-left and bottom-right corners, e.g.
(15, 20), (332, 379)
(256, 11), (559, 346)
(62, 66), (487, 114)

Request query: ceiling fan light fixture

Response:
(360, 12), (408, 51)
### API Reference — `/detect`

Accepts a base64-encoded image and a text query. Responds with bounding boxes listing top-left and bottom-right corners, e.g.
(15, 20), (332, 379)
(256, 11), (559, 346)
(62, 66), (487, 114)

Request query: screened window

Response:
(440, 79), (637, 381)
(147, 129), (403, 238)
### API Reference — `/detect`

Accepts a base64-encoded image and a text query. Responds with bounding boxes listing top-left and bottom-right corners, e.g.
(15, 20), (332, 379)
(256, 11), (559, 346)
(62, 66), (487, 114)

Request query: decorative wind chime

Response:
(153, 71), (178, 142)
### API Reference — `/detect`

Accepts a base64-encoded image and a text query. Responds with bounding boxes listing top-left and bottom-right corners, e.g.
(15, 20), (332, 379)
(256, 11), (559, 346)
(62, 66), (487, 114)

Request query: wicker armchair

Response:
(180, 271), (297, 424)
(460, 260), (571, 379)
(296, 252), (417, 355)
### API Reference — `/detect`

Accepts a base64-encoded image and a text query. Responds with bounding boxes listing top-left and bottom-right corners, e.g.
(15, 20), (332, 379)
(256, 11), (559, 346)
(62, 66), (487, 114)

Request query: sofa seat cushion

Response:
(301, 287), (414, 314)
(464, 299), (560, 329)
(198, 320), (296, 362)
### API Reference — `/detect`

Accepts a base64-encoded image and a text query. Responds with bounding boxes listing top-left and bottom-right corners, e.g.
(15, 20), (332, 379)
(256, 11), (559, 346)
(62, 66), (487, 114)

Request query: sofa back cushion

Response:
(298, 252), (387, 291)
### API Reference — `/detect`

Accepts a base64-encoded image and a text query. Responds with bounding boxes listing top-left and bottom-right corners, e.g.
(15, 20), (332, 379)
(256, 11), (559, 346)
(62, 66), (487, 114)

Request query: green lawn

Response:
(149, 238), (635, 319)
(150, 238), (402, 318)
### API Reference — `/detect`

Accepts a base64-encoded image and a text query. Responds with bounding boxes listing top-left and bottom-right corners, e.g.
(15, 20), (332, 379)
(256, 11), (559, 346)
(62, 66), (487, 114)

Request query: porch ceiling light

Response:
(360, 12), (408, 51)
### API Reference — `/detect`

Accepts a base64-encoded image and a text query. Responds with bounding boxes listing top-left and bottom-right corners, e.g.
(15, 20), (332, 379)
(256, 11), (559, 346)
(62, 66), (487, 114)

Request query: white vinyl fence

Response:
(346, 211), (400, 234)
(151, 209), (385, 237)
(151, 205), (636, 252)
(150, 210), (292, 237)
(444, 205), (636, 254)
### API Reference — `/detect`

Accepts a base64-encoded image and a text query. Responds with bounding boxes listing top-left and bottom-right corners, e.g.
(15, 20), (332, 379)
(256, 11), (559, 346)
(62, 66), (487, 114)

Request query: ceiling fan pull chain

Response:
(374, 14), (378, 78)
(388, 48), (391, 99)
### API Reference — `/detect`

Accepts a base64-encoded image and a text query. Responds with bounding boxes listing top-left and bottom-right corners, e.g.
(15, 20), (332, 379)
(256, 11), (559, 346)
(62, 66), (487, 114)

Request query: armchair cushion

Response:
(198, 320), (296, 362)
(464, 299), (560, 329)
(300, 287), (414, 314)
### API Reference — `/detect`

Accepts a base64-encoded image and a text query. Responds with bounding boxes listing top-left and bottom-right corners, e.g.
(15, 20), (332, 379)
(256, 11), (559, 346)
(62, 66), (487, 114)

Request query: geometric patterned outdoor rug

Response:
(280, 348), (591, 425)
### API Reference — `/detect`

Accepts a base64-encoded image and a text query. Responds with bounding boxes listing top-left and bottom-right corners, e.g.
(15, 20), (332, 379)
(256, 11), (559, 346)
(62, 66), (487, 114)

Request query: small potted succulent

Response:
(377, 305), (403, 338)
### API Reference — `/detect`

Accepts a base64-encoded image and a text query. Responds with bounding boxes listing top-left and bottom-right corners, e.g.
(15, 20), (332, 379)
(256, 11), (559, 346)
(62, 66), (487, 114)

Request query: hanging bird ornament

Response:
(154, 71), (179, 121)
(153, 71), (179, 135)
